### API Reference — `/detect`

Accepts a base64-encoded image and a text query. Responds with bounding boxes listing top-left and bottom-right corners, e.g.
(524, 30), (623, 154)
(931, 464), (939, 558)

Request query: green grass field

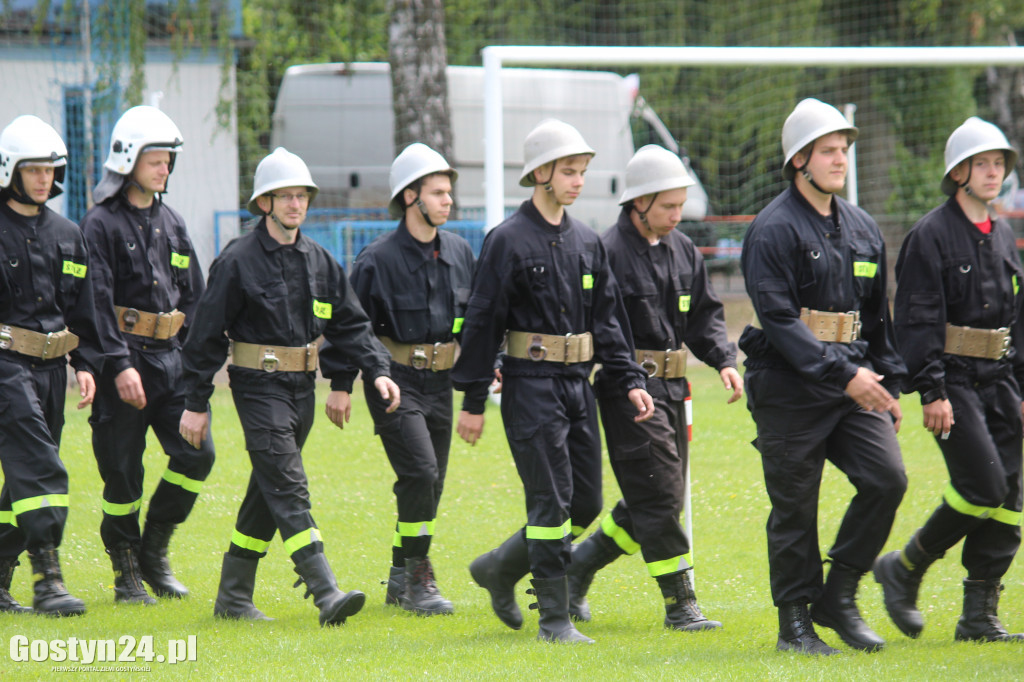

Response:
(2, 366), (1022, 680)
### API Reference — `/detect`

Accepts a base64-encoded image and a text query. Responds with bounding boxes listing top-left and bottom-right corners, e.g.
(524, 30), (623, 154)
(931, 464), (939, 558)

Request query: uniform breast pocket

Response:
(850, 240), (880, 301)
(623, 280), (661, 338)
(386, 290), (429, 339)
(453, 286), (471, 319)
(114, 238), (144, 282)
(515, 257), (550, 292)
(166, 237), (193, 288)
(942, 255), (973, 306)
(579, 252), (594, 307)
(1002, 256), (1023, 309)
(797, 240), (824, 295)
(57, 240), (88, 302)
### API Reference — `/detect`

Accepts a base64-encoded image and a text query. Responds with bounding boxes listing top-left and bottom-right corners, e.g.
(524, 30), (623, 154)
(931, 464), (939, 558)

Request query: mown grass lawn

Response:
(1, 365), (1021, 680)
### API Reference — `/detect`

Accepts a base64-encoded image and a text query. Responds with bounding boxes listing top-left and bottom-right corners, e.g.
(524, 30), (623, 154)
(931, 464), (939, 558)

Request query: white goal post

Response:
(482, 44), (1024, 229)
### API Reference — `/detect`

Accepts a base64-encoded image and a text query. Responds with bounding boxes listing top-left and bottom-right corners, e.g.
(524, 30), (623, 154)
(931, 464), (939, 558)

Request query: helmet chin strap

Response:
(632, 193), (660, 237)
(415, 197), (439, 228)
(536, 159), (558, 193)
(266, 197), (296, 232)
(8, 173), (48, 208)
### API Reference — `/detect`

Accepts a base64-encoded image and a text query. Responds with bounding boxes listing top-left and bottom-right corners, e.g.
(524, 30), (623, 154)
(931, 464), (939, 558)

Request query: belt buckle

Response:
(122, 307), (141, 333)
(0, 325), (12, 350)
(431, 341), (442, 372)
(996, 327), (1011, 359)
(527, 334), (547, 361)
(640, 352), (658, 378)
(261, 348), (279, 372)
(410, 345), (429, 370)
(40, 331), (60, 360)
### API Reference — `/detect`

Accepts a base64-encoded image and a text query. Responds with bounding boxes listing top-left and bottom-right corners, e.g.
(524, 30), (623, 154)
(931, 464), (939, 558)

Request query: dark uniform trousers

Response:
(365, 363), (452, 563)
(921, 375), (1023, 579)
(0, 356), (69, 554)
(596, 377), (690, 567)
(501, 373), (603, 580)
(91, 347), (215, 548)
(747, 367), (907, 606)
(228, 384), (322, 564)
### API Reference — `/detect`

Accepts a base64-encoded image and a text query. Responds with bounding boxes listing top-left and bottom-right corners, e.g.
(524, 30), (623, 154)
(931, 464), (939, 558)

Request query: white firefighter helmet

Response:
(388, 143), (457, 218)
(0, 115), (68, 192)
(781, 98), (858, 180)
(247, 147), (319, 215)
(104, 105), (183, 175)
(619, 144), (695, 205)
(941, 116), (1019, 196)
(519, 118), (595, 187)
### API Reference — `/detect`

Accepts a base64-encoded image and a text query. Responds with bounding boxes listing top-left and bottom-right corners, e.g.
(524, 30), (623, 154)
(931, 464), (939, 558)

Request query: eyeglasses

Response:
(270, 192), (310, 204)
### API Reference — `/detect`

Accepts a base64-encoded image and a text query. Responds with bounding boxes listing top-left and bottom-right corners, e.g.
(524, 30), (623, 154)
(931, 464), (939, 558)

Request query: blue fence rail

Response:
(213, 208), (488, 270)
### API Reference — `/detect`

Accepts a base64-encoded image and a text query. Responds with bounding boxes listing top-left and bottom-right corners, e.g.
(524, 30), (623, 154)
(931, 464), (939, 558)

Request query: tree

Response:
(388, 0), (454, 165)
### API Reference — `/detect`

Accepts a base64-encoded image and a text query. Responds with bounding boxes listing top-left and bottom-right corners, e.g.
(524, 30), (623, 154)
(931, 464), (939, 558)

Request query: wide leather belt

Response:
(0, 324), (79, 360)
(799, 308), (861, 343)
(635, 348), (688, 379)
(115, 306), (186, 340)
(380, 337), (456, 371)
(505, 331), (594, 364)
(230, 340), (319, 372)
(945, 324), (1011, 360)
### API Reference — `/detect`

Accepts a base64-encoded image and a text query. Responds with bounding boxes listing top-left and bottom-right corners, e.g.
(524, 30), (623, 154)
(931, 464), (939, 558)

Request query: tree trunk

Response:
(388, 0), (453, 163)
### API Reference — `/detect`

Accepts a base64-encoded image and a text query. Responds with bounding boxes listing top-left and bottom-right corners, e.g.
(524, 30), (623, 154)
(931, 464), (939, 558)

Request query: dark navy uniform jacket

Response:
(452, 200), (646, 414)
(599, 209), (736, 402)
(182, 219), (390, 411)
(894, 197), (1024, 403)
(739, 185), (906, 394)
(0, 201), (103, 375)
(81, 195), (206, 374)
(321, 219), (478, 400)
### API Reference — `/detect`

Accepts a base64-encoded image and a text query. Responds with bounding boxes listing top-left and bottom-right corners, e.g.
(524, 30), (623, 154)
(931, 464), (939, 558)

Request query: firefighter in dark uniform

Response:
(875, 117), (1024, 642)
(179, 147), (400, 626)
(322, 143), (478, 616)
(567, 144), (742, 631)
(739, 99), (907, 654)
(0, 115), (103, 616)
(452, 119), (654, 644)
(81, 105), (215, 604)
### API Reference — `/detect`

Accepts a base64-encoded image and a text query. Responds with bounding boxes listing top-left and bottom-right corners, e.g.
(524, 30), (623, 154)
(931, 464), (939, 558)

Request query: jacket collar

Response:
(255, 218), (311, 253)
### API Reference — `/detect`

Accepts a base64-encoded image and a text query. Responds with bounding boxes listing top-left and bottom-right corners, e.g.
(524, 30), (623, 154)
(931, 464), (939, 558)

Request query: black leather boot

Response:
(403, 556), (453, 616)
(528, 577), (595, 644)
(0, 556), (31, 613)
(954, 579), (1024, 642)
(384, 565), (404, 606)
(214, 553), (273, 621)
(566, 527), (624, 622)
(293, 553), (365, 627)
(108, 544), (156, 605)
(27, 546), (85, 617)
(777, 602), (839, 655)
(469, 531), (531, 629)
(873, 534), (941, 638)
(811, 560), (884, 651)
(656, 569), (722, 631)
(140, 522), (188, 598)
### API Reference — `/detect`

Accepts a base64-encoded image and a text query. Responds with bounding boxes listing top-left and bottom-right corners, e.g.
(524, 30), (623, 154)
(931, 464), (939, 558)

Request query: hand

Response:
(75, 371), (95, 409)
(115, 367), (147, 410)
(922, 398), (953, 439)
(628, 388), (655, 423)
(844, 367), (896, 413)
(888, 399), (903, 434)
(490, 368), (503, 395)
(457, 411), (485, 445)
(325, 390), (351, 429)
(375, 376), (401, 413)
(179, 409), (210, 449)
(720, 367), (744, 404)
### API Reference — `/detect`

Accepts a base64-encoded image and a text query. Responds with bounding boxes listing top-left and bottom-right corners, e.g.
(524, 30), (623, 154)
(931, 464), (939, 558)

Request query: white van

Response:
(271, 62), (708, 230)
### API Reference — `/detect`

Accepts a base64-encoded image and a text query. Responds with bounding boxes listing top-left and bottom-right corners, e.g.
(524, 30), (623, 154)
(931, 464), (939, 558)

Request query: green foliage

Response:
(1, 367), (1021, 678)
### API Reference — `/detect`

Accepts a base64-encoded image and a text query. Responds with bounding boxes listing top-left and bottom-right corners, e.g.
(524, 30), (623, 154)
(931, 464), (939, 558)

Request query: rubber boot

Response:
(403, 556), (454, 616)
(293, 553), (366, 627)
(469, 531), (531, 629)
(566, 527), (624, 622)
(384, 565), (404, 606)
(811, 560), (884, 651)
(954, 579), (1024, 642)
(27, 546), (85, 617)
(140, 522), (188, 598)
(656, 569), (722, 631)
(527, 577), (595, 644)
(776, 602), (839, 655)
(214, 553), (273, 621)
(0, 556), (31, 613)
(108, 544), (157, 605)
(873, 533), (941, 638)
